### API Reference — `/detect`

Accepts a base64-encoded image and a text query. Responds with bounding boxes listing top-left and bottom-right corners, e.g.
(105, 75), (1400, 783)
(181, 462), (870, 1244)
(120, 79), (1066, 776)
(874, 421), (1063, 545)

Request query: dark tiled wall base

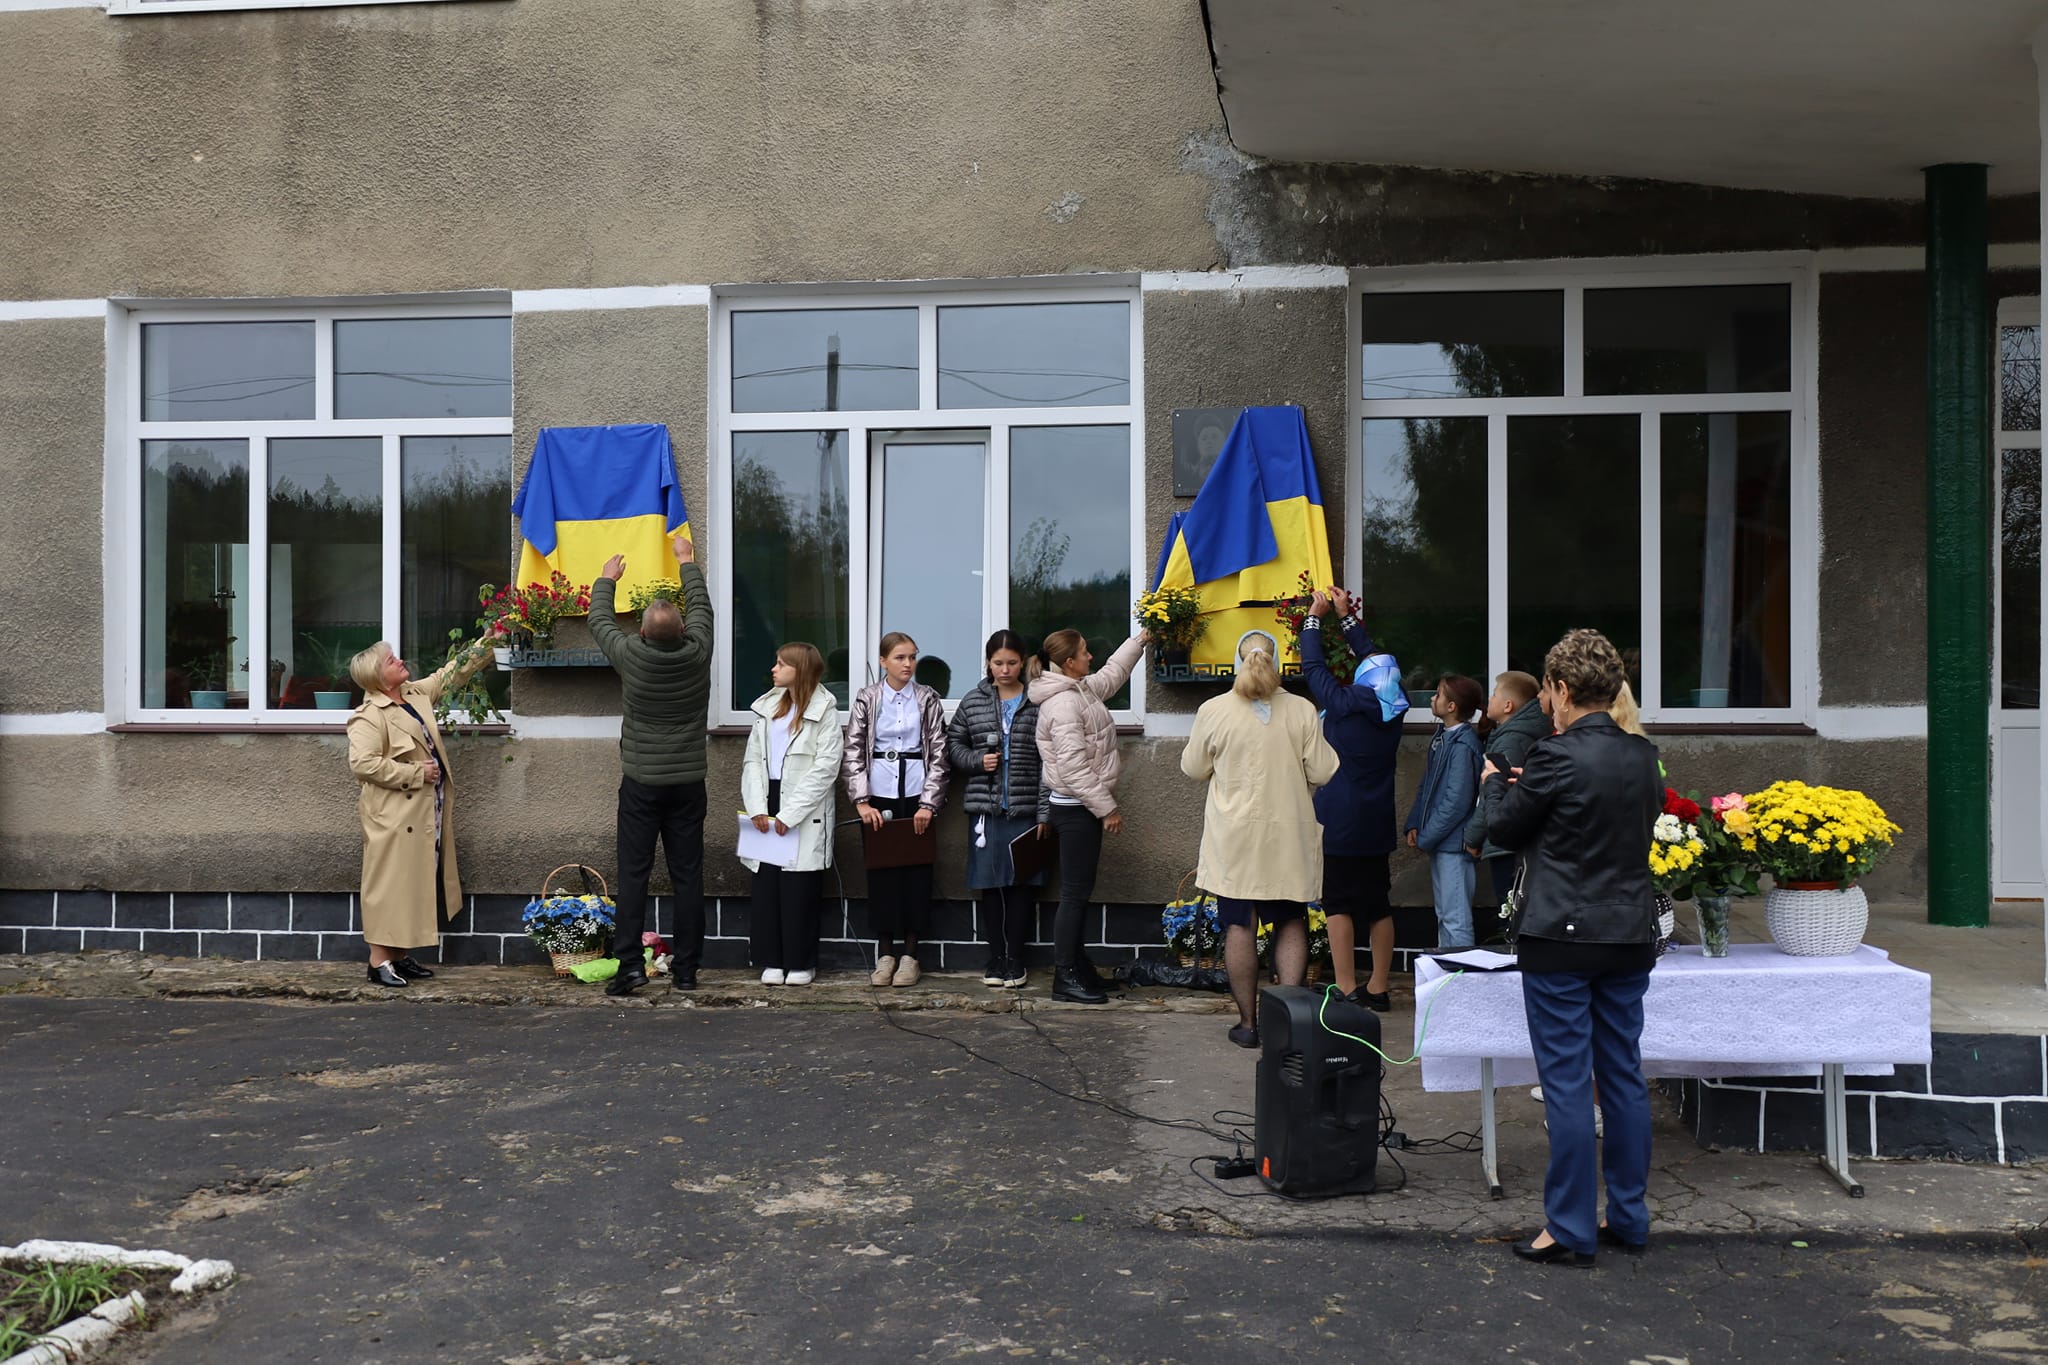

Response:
(9, 889), (1458, 973)
(1659, 1031), (2048, 1165)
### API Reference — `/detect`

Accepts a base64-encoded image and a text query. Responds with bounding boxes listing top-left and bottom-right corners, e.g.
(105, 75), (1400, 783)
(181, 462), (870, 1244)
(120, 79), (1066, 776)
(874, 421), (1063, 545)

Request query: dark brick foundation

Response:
(1659, 1028), (2047, 1165)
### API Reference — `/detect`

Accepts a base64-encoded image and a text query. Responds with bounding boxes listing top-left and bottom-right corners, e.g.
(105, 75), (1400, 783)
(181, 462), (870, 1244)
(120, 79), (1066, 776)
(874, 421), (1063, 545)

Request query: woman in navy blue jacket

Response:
(1300, 589), (1406, 1010)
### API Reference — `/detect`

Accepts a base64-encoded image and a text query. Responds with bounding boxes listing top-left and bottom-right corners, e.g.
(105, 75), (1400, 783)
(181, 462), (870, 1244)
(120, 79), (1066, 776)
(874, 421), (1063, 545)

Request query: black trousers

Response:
(750, 779), (823, 972)
(612, 776), (707, 969)
(1047, 804), (1103, 968)
(982, 884), (1032, 966)
(866, 795), (931, 950)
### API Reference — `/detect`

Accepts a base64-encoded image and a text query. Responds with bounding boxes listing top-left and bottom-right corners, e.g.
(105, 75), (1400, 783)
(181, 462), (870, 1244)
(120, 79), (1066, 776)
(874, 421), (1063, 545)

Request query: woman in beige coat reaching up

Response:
(1181, 630), (1340, 1048)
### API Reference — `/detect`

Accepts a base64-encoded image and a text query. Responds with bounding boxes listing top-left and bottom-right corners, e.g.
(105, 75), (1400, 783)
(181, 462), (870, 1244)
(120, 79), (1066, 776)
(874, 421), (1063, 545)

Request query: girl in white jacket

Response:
(741, 643), (844, 985)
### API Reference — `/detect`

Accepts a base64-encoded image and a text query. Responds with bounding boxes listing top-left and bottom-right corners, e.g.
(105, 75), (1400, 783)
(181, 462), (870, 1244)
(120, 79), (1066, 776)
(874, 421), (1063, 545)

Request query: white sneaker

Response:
(760, 968), (785, 986)
(892, 956), (921, 987)
(1594, 1105), (1604, 1139)
(869, 956), (896, 987)
(784, 969), (814, 986)
(1530, 1086), (1544, 1102)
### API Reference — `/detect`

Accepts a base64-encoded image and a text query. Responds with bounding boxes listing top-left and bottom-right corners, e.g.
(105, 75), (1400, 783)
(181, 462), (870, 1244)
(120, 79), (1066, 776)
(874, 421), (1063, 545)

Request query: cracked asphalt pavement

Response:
(2, 995), (2043, 1362)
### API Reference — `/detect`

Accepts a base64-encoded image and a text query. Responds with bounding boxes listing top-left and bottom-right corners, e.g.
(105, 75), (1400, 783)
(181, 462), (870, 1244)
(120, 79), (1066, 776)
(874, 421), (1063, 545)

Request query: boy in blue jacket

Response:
(1405, 674), (1485, 948)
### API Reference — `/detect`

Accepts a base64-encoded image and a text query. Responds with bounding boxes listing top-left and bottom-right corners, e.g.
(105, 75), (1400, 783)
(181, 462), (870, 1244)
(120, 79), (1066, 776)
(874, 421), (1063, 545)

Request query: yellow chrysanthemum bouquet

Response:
(1741, 781), (1900, 889)
(1134, 585), (1206, 652)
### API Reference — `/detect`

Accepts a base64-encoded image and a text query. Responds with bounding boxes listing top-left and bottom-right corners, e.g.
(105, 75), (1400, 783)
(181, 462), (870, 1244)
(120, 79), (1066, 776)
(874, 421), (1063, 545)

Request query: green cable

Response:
(1313, 971), (1465, 1065)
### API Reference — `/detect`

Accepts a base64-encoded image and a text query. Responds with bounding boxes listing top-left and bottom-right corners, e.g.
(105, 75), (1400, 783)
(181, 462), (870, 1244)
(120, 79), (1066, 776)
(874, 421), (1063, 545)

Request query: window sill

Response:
(108, 721), (513, 735)
(110, 0), (507, 15)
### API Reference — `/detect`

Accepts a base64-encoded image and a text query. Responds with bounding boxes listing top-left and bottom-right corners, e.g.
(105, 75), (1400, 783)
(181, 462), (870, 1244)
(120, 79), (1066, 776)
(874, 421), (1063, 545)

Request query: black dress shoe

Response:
(606, 967), (649, 997)
(392, 956), (435, 980)
(1227, 1024), (1260, 1049)
(1598, 1225), (1648, 1255)
(1050, 966), (1108, 1004)
(670, 969), (698, 992)
(367, 962), (408, 988)
(1512, 1235), (1595, 1268)
(1348, 988), (1391, 1013)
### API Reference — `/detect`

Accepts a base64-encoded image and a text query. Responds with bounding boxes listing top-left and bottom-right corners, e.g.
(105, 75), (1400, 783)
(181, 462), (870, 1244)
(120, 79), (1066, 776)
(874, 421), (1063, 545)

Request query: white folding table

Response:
(1412, 944), (1933, 1198)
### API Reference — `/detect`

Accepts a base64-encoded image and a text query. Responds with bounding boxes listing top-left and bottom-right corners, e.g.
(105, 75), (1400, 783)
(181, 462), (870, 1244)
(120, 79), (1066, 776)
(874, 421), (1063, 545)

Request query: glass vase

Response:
(1694, 893), (1732, 958)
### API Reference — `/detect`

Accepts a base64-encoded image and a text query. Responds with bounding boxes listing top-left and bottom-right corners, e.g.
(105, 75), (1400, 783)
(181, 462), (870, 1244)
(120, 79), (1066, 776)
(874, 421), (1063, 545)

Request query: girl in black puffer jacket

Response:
(944, 630), (1046, 988)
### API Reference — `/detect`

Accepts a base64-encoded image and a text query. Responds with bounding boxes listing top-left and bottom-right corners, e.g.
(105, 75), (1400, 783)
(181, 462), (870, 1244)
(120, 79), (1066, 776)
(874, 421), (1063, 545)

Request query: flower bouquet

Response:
(1741, 781), (1899, 889)
(1162, 890), (1221, 968)
(1273, 571), (1362, 680)
(478, 571), (593, 652)
(1136, 585), (1206, 666)
(1646, 789), (1706, 954)
(523, 864), (619, 976)
(1306, 902), (1331, 983)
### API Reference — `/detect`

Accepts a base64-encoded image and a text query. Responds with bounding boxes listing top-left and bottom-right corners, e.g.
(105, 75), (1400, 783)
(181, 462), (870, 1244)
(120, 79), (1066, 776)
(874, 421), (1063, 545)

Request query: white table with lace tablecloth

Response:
(1412, 943), (1932, 1197)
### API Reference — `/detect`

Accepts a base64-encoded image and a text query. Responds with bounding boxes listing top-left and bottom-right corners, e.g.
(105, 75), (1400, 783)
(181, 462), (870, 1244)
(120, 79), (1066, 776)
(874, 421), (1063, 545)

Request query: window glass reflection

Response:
(1507, 416), (1641, 685)
(269, 437), (383, 709)
(1359, 418), (1488, 701)
(1660, 413), (1792, 709)
(403, 435), (513, 715)
(1585, 285), (1791, 395)
(2001, 325), (2040, 433)
(2003, 447), (2042, 709)
(1010, 426), (1131, 709)
(142, 439), (250, 709)
(335, 317), (511, 420)
(732, 309), (919, 413)
(143, 321), (315, 421)
(1361, 292), (1564, 399)
(938, 302), (1130, 408)
(732, 432), (851, 705)
(878, 439), (985, 699)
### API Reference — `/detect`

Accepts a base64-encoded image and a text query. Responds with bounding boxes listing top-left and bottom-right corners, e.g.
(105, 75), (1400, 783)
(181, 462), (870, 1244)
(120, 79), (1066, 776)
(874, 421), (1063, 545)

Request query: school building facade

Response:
(1, 0), (2043, 978)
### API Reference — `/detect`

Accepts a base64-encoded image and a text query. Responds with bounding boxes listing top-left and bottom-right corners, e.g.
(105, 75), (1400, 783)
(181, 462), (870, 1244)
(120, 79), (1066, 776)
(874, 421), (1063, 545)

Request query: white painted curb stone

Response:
(0, 1241), (237, 1365)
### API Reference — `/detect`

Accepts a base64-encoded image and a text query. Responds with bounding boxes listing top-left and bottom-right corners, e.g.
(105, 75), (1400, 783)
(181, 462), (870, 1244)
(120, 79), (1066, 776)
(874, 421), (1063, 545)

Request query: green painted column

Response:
(1924, 163), (1991, 928)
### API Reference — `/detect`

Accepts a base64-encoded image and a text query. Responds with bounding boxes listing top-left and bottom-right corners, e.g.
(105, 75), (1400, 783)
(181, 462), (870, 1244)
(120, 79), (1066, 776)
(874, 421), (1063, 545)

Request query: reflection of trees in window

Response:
(1008, 514), (1128, 706)
(403, 437), (512, 709)
(733, 438), (850, 702)
(2002, 326), (2041, 432)
(2002, 447), (2041, 708)
(145, 442), (249, 707)
(1359, 416), (1487, 693)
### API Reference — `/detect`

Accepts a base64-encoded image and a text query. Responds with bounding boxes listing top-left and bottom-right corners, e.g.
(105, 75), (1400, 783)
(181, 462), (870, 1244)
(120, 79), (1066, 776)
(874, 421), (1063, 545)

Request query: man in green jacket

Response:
(591, 532), (714, 995)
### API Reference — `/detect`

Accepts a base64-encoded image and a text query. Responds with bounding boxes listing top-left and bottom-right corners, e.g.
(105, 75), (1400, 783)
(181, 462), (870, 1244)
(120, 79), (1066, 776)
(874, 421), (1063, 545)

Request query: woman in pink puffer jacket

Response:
(1027, 626), (1148, 1003)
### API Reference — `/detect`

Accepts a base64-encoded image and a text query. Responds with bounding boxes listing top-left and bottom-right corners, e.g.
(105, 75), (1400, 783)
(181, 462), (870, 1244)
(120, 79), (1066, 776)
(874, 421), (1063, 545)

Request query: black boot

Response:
(606, 964), (649, 997)
(1051, 965), (1107, 1004)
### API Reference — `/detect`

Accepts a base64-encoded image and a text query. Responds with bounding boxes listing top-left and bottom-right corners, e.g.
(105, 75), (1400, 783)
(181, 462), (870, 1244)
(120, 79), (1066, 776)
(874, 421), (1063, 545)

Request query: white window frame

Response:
(114, 299), (513, 726)
(710, 281), (1147, 728)
(1347, 256), (1819, 727)
(1992, 295), (2042, 899)
(108, 0), (499, 16)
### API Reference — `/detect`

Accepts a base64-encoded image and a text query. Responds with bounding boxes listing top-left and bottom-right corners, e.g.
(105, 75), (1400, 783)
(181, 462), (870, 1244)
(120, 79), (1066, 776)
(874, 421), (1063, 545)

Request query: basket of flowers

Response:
(1162, 874), (1221, 968)
(522, 864), (618, 976)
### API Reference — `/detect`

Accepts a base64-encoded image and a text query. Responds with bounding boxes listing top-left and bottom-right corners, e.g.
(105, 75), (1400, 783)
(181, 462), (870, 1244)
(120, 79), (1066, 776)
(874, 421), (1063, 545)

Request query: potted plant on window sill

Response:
(298, 632), (358, 710)
(186, 642), (236, 709)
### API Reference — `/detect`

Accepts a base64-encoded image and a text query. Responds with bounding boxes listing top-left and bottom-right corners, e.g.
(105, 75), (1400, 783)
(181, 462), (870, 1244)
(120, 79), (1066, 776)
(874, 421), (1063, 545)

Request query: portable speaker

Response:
(1253, 985), (1381, 1196)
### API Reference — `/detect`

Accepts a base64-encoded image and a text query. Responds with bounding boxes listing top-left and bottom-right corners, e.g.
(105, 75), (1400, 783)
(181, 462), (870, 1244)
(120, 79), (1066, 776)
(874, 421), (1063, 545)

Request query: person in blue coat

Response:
(1405, 673), (1486, 948)
(1300, 589), (1406, 1010)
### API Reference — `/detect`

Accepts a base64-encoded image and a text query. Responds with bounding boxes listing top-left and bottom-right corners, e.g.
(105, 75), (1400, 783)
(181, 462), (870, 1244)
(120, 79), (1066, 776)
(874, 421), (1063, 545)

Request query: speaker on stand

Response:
(1253, 985), (1382, 1196)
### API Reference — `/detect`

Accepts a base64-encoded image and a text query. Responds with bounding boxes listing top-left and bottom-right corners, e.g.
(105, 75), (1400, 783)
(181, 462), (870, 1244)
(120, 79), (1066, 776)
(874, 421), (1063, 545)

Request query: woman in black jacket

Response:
(944, 630), (1044, 988)
(1485, 628), (1662, 1268)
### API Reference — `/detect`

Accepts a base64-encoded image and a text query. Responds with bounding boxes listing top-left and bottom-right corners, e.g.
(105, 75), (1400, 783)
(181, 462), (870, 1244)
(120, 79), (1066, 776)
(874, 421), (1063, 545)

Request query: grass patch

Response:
(0, 1261), (150, 1355)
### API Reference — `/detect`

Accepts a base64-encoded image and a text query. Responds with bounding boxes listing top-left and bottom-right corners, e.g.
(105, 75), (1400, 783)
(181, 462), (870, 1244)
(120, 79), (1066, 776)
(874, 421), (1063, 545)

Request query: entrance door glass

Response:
(876, 437), (985, 700)
(1995, 317), (2043, 896)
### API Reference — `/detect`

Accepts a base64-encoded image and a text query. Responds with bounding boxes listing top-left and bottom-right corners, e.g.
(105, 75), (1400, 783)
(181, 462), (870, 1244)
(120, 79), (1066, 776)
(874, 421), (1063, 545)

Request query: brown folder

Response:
(861, 815), (938, 869)
(1008, 822), (1058, 884)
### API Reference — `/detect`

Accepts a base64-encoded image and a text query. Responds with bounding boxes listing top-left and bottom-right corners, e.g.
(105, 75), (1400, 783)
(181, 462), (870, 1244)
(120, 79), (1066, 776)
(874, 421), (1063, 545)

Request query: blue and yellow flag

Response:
(513, 424), (689, 609)
(1152, 405), (1333, 669)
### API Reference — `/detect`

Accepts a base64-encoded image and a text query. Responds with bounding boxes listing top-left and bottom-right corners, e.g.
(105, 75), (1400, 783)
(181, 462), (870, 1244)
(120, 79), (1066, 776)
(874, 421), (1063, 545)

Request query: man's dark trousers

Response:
(611, 776), (707, 972)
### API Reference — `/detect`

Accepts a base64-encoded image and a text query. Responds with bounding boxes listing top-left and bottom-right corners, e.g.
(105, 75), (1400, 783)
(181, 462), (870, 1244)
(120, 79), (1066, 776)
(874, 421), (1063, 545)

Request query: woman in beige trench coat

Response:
(346, 638), (496, 988)
(1180, 631), (1339, 1047)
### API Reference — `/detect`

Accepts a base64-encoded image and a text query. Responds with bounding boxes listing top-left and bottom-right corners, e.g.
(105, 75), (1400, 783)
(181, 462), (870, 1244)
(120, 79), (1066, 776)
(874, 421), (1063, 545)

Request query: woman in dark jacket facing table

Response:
(1485, 628), (1662, 1268)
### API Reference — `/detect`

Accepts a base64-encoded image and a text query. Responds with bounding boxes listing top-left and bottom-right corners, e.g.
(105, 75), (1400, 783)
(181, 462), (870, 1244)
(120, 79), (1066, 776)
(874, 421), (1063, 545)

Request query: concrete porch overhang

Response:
(1204, 0), (2048, 197)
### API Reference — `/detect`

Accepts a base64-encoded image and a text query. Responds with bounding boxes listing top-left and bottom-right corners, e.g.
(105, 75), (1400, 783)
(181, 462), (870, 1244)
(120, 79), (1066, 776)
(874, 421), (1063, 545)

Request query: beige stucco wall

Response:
(0, 317), (105, 713)
(2, 0), (1223, 302)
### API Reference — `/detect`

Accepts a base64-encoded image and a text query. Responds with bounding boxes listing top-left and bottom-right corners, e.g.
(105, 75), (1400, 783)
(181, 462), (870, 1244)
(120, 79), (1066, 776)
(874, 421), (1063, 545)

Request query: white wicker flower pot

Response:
(1764, 883), (1869, 957)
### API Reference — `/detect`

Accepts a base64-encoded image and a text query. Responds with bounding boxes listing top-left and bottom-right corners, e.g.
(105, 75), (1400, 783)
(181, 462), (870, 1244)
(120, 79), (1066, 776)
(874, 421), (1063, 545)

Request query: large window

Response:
(1354, 272), (1807, 721)
(715, 291), (1141, 721)
(128, 307), (512, 722)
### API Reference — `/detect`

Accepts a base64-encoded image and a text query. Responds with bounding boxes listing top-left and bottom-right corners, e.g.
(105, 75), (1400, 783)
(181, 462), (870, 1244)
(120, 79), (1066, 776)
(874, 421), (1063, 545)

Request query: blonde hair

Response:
(348, 642), (393, 695)
(1494, 670), (1539, 706)
(1232, 632), (1280, 701)
(1040, 629), (1086, 674)
(1609, 680), (1647, 736)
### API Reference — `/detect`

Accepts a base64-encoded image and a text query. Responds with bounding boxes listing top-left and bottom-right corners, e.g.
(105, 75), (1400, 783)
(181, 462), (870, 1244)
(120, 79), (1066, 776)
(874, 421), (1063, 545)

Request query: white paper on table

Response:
(736, 812), (801, 867)
(1429, 948), (1520, 972)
